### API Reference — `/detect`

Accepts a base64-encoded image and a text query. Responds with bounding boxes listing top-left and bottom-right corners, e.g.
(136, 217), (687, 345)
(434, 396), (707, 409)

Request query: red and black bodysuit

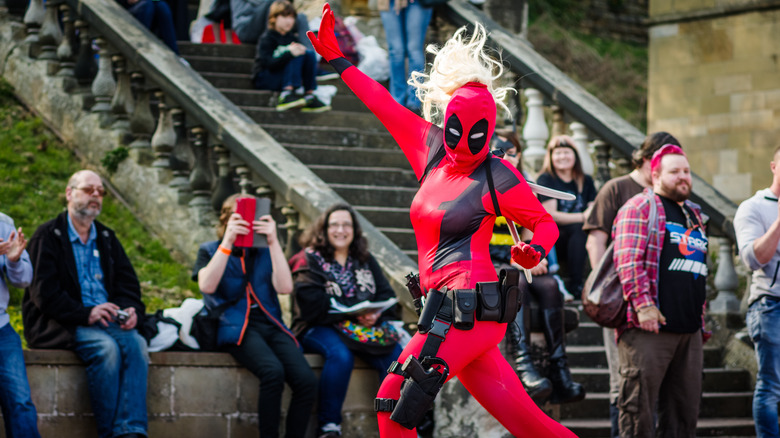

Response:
(309, 7), (576, 437)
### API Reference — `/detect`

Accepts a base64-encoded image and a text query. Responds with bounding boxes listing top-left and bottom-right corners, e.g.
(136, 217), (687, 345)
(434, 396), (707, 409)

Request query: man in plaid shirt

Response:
(612, 145), (709, 438)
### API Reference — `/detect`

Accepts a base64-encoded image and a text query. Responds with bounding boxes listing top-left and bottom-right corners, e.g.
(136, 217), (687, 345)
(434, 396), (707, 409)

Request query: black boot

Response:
(542, 307), (586, 404)
(506, 306), (552, 402)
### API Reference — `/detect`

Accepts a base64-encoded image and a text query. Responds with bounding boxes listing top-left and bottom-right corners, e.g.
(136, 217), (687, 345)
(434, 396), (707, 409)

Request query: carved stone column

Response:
(592, 140), (611, 187)
(169, 108), (193, 203)
(23, 0), (44, 46)
(151, 92), (175, 173)
(110, 55), (133, 136)
(73, 21), (96, 87)
(550, 105), (565, 138)
(188, 127), (213, 212)
(236, 166), (253, 196)
(38, 0), (62, 62)
(521, 88), (548, 173)
(211, 145), (234, 212)
(614, 151), (632, 177)
(56, 3), (76, 91)
(570, 122), (594, 176)
(711, 237), (743, 329)
(90, 39), (116, 126)
(128, 72), (155, 164)
(282, 204), (300, 258)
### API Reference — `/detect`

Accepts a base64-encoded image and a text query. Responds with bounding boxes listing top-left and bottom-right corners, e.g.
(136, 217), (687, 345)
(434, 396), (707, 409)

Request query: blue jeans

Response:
(0, 324), (40, 438)
(127, 0), (180, 54)
(74, 324), (149, 438)
(379, 0), (432, 111)
(301, 325), (403, 427)
(748, 297), (780, 438)
(254, 50), (317, 92)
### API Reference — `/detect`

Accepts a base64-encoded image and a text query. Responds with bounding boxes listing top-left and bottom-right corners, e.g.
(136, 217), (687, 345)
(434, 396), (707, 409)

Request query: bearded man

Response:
(23, 170), (148, 438)
(611, 145), (709, 438)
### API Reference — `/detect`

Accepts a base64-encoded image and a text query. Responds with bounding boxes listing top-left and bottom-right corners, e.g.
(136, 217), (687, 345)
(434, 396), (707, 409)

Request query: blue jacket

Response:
(193, 241), (296, 346)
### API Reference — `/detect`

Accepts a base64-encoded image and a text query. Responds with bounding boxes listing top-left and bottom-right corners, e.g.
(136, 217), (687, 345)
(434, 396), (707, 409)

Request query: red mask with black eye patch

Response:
(443, 82), (496, 172)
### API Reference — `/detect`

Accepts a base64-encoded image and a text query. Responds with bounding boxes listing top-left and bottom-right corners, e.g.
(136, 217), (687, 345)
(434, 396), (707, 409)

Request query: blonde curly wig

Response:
(409, 23), (514, 124)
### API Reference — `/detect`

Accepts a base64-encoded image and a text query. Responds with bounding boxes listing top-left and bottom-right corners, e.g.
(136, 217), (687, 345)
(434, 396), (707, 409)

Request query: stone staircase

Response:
(180, 41), (419, 258)
(181, 41), (758, 438)
(561, 303), (755, 437)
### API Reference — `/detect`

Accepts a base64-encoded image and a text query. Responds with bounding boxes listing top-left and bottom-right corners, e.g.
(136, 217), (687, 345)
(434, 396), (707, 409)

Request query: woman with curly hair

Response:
(290, 203), (404, 438)
(307, 4), (575, 437)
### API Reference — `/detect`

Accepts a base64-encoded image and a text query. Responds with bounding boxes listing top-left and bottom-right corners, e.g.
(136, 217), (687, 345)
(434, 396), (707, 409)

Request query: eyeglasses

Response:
(72, 186), (107, 197)
(328, 222), (353, 230)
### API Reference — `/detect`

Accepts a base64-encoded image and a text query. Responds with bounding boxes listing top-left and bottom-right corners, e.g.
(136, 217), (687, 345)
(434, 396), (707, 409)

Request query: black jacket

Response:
(251, 28), (299, 79)
(23, 212), (144, 349)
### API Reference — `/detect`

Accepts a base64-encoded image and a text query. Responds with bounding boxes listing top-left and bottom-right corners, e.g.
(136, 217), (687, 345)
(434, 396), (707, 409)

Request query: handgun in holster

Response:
(389, 355), (449, 430)
(405, 272), (424, 316)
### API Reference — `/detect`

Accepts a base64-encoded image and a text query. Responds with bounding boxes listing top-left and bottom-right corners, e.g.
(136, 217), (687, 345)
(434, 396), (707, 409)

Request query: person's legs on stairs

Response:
(542, 307), (585, 404)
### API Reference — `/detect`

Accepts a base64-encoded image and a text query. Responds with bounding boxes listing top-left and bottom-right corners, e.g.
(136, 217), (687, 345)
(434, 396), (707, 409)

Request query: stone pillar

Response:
(570, 121), (594, 176)
(90, 39), (116, 126)
(211, 145), (234, 212)
(592, 140), (611, 187)
(128, 72), (155, 164)
(711, 237), (742, 329)
(236, 166), (253, 196)
(73, 20), (96, 87)
(38, 0), (62, 62)
(169, 108), (193, 203)
(188, 127), (213, 214)
(521, 88), (548, 173)
(550, 105), (566, 138)
(23, 0), (44, 46)
(56, 4), (76, 91)
(282, 204), (300, 258)
(110, 55), (133, 136)
(151, 92), (175, 172)
(614, 150), (632, 177)
(0, 0), (8, 17)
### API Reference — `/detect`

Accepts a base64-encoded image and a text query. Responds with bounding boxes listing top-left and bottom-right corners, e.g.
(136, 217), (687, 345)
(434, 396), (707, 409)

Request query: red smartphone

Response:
(234, 197), (271, 248)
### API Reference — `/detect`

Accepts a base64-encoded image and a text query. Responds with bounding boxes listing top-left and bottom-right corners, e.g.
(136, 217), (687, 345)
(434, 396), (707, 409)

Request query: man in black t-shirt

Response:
(611, 145), (708, 438)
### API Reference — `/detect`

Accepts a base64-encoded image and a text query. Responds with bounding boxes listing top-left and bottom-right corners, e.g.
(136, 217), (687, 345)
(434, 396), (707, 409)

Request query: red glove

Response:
(307, 3), (346, 62)
(510, 242), (543, 269)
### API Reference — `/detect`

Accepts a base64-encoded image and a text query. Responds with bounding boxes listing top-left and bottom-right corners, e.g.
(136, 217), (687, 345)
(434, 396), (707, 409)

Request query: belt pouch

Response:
(390, 356), (446, 430)
(453, 289), (476, 330)
(417, 287), (446, 334)
(476, 281), (501, 322)
(498, 268), (521, 323)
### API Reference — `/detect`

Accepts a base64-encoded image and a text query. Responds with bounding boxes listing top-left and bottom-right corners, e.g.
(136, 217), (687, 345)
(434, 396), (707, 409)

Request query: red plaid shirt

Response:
(612, 188), (709, 340)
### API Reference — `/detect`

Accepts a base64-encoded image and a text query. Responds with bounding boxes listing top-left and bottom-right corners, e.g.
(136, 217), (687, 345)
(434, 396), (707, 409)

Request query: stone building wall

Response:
(647, 0), (780, 202)
(580, 0), (649, 44)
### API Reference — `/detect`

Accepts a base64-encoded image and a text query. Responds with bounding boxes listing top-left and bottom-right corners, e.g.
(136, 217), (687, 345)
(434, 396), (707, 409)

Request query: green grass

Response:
(0, 78), (199, 341)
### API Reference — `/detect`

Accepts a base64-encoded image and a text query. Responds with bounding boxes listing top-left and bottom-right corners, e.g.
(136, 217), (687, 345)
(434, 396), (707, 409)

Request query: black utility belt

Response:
(417, 268), (521, 334)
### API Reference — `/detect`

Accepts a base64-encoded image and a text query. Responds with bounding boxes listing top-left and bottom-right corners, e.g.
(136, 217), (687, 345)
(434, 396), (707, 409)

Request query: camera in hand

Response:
(115, 309), (129, 324)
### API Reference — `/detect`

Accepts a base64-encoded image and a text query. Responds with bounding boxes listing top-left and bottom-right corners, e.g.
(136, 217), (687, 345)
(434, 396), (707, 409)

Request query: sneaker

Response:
(317, 423), (341, 438)
(276, 93), (306, 111)
(316, 68), (340, 81)
(301, 95), (332, 113)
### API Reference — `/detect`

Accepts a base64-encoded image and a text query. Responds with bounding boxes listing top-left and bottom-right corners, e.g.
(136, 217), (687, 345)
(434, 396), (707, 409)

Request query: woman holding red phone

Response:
(307, 4), (575, 437)
(192, 193), (316, 438)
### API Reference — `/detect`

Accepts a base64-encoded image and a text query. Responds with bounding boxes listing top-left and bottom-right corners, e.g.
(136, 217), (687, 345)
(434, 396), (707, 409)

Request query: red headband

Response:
(651, 144), (685, 173)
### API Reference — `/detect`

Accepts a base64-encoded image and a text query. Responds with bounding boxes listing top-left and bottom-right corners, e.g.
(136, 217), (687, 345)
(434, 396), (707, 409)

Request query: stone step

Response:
(558, 391), (753, 420)
(561, 418), (756, 438)
(261, 124), (397, 149)
(329, 183), (416, 210)
(376, 227), (417, 251)
(285, 144), (410, 168)
(220, 88), (367, 112)
(309, 165), (418, 187)
(354, 206), (413, 229)
(563, 321), (604, 346)
(242, 106), (385, 130)
(565, 345), (722, 369)
(569, 367), (752, 393)
(185, 54), (253, 74)
(200, 71), (357, 94)
(179, 42), (255, 58)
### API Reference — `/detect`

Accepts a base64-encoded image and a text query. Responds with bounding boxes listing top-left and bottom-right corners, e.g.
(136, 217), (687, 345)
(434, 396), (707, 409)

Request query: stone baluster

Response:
(90, 39), (116, 126)
(255, 181), (274, 200)
(570, 122), (594, 176)
(23, 0), (44, 46)
(151, 92), (175, 172)
(282, 204), (300, 257)
(188, 127), (213, 213)
(169, 108), (193, 203)
(236, 166), (254, 195)
(128, 72), (155, 164)
(211, 145), (234, 211)
(0, 0), (8, 17)
(110, 55), (133, 136)
(38, 0), (62, 62)
(521, 88), (548, 173)
(614, 150), (632, 176)
(711, 237), (742, 329)
(592, 140), (611, 187)
(56, 3), (76, 90)
(73, 21), (96, 86)
(550, 106), (566, 138)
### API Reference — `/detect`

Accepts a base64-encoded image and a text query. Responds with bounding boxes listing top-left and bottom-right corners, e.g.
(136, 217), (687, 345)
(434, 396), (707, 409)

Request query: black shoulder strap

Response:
(484, 155), (501, 218)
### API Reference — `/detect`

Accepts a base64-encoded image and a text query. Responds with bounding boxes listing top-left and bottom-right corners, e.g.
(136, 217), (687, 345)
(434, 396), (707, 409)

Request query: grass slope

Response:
(0, 78), (199, 342)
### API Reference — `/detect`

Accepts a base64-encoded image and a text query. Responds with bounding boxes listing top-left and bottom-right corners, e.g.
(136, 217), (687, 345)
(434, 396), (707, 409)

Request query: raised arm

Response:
(308, 3), (433, 178)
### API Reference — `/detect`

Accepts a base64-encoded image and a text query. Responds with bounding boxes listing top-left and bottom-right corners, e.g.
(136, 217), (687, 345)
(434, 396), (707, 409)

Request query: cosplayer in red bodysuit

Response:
(309, 5), (577, 437)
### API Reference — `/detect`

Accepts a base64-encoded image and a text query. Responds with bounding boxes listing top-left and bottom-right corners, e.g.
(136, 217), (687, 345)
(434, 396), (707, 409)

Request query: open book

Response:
(328, 297), (398, 315)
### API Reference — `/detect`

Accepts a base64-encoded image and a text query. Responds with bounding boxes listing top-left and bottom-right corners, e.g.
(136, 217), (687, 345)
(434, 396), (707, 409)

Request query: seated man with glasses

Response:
(23, 170), (149, 438)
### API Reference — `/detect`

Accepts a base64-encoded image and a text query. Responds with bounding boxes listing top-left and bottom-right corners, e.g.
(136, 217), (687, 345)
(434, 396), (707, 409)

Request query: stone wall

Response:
(580, 0), (649, 44)
(647, 1), (780, 202)
(4, 350), (380, 438)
